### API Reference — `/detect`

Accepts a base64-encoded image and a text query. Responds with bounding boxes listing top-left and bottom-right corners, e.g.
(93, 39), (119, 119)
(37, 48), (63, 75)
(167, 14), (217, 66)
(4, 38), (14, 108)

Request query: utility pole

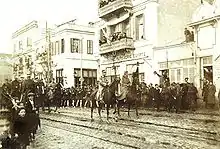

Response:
(46, 21), (52, 84)
(80, 38), (84, 88)
(166, 49), (169, 75)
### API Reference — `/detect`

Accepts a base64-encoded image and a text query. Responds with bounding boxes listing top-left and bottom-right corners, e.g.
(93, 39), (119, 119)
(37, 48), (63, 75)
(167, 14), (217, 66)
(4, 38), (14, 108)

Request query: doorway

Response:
(203, 66), (213, 82)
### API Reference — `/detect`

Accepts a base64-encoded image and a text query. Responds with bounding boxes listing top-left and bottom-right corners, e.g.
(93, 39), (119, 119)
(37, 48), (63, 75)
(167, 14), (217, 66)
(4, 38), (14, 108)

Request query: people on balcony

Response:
(99, 0), (116, 8)
(99, 32), (128, 45)
(184, 28), (194, 43)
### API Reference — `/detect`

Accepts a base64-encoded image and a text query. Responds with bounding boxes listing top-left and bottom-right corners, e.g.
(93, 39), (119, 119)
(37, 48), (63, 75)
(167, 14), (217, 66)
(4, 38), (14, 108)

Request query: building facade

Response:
(97, 0), (199, 84)
(0, 54), (13, 86)
(12, 20), (98, 87)
(154, 0), (220, 91)
(188, 1), (220, 91)
(11, 20), (49, 79)
(50, 22), (98, 87)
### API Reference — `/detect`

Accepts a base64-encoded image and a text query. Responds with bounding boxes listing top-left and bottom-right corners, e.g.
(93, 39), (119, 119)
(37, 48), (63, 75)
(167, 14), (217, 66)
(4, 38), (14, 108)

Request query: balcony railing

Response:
(99, 0), (132, 18)
(100, 37), (134, 54)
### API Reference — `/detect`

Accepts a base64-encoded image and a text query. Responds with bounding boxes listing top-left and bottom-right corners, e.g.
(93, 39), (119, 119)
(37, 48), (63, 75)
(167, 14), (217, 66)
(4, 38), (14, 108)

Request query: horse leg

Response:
(135, 100), (139, 117)
(117, 101), (121, 117)
(128, 104), (131, 118)
(84, 99), (88, 108)
(107, 104), (110, 122)
(98, 102), (102, 122)
(91, 101), (94, 121)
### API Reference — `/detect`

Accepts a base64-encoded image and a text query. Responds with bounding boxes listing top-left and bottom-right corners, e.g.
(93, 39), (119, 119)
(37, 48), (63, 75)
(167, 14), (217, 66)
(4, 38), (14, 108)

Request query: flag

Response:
(101, 28), (111, 45)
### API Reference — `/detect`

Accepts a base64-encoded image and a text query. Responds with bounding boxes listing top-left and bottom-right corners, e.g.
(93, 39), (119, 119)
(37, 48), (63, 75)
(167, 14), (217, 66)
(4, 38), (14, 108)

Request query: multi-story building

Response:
(97, 0), (199, 84)
(49, 21), (98, 87)
(0, 53), (13, 86)
(11, 20), (49, 78)
(154, 0), (220, 91)
(12, 20), (98, 87)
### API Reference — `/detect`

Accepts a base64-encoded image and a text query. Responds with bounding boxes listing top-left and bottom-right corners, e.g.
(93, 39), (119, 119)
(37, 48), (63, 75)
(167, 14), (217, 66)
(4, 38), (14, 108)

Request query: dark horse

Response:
(91, 79), (119, 122)
(117, 72), (141, 118)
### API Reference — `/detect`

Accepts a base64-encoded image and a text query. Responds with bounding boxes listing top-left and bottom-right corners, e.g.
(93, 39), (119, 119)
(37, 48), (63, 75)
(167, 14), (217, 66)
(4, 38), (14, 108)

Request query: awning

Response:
(104, 13), (130, 27)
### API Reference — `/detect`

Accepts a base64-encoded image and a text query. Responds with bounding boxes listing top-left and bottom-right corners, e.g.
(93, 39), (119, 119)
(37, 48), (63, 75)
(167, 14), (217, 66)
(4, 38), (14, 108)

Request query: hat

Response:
(102, 70), (106, 73)
(27, 92), (35, 96)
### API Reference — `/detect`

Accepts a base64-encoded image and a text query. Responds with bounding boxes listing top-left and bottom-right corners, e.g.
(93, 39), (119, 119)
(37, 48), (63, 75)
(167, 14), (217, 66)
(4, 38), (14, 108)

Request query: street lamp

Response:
(79, 37), (84, 88)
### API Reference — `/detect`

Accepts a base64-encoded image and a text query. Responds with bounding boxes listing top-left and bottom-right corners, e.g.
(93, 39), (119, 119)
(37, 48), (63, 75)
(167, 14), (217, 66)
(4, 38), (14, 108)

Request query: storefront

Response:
(74, 68), (97, 87)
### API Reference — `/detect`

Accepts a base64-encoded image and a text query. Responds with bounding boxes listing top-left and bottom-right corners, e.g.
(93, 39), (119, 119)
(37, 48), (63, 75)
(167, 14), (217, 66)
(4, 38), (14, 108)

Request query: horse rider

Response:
(96, 70), (109, 105)
(118, 71), (131, 102)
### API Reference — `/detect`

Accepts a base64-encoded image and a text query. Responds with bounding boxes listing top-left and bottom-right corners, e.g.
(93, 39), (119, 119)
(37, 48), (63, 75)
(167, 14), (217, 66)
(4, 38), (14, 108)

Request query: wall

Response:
(157, 0), (199, 46)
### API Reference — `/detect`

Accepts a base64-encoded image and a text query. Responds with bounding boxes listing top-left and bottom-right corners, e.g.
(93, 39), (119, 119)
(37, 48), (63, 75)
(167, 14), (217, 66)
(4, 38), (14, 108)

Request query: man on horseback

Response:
(96, 70), (109, 105)
(118, 71), (131, 102)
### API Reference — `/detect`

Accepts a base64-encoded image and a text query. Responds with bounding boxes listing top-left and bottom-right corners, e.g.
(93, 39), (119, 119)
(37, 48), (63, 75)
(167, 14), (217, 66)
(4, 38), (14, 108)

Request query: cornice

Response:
(188, 15), (220, 27)
(132, 0), (158, 13)
(153, 42), (195, 50)
(56, 29), (95, 36)
(12, 21), (38, 39)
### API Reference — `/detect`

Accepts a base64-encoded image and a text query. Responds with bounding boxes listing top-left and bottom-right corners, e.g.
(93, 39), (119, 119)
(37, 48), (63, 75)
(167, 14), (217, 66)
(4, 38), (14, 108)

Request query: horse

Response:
(116, 72), (141, 118)
(90, 78), (119, 122)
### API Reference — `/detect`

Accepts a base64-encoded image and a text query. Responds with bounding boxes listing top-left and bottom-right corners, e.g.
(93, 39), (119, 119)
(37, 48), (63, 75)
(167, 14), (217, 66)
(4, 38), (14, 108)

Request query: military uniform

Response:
(118, 75), (131, 100)
(96, 76), (109, 101)
(11, 79), (21, 98)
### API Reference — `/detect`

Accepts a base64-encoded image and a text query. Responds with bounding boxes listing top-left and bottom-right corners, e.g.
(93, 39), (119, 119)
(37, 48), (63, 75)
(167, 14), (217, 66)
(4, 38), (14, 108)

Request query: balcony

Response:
(99, 0), (132, 19)
(100, 37), (134, 54)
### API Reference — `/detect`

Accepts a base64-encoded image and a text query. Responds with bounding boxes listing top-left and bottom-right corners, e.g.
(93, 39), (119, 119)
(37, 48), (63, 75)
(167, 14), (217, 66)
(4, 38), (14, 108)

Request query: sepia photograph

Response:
(0, 0), (220, 148)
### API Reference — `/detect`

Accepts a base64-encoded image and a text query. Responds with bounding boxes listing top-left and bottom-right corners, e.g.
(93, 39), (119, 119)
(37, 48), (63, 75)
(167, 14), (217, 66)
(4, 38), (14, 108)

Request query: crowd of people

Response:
(0, 75), (41, 149)
(0, 70), (219, 148)
(99, 0), (117, 8)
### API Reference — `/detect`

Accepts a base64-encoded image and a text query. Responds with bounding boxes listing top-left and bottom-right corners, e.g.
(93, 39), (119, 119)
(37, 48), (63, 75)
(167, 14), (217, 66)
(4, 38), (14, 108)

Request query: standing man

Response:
(22, 75), (35, 95)
(202, 79), (209, 108)
(154, 70), (170, 88)
(11, 77), (21, 98)
(182, 77), (190, 110)
(96, 70), (109, 105)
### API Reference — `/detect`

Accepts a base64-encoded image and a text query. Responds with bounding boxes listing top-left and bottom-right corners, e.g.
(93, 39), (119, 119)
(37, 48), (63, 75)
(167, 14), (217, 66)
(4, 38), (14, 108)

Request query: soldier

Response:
(11, 77), (21, 99)
(96, 70), (109, 106)
(154, 70), (170, 88)
(202, 79), (209, 108)
(35, 78), (45, 111)
(154, 84), (161, 111)
(22, 75), (36, 99)
(182, 77), (190, 110)
(118, 71), (131, 102)
(187, 83), (198, 111)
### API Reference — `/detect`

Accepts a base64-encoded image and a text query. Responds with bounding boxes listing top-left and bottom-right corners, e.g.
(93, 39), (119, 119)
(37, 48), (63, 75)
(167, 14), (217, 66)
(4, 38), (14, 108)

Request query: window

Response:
(87, 40), (93, 54)
(198, 26), (215, 50)
(55, 41), (60, 55)
(19, 41), (23, 51)
(56, 69), (63, 85)
(136, 14), (144, 40)
(27, 37), (32, 47)
(106, 66), (120, 82)
(183, 67), (195, 83)
(14, 44), (16, 53)
(70, 38), (81, 53)
(123, 20), (130, 37)
(61, 39), (65, 53)
(51, 42), (54, 56)
(74, 69), (97, 87)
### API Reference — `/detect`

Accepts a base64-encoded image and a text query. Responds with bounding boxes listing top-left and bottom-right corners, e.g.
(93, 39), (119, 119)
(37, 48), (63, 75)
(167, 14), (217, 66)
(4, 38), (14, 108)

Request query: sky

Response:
(0, 0), (98, 54)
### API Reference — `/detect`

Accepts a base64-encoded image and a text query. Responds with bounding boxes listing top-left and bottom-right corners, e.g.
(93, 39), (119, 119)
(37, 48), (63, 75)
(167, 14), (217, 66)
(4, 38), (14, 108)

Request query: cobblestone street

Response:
(29, 108), (220, 149)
